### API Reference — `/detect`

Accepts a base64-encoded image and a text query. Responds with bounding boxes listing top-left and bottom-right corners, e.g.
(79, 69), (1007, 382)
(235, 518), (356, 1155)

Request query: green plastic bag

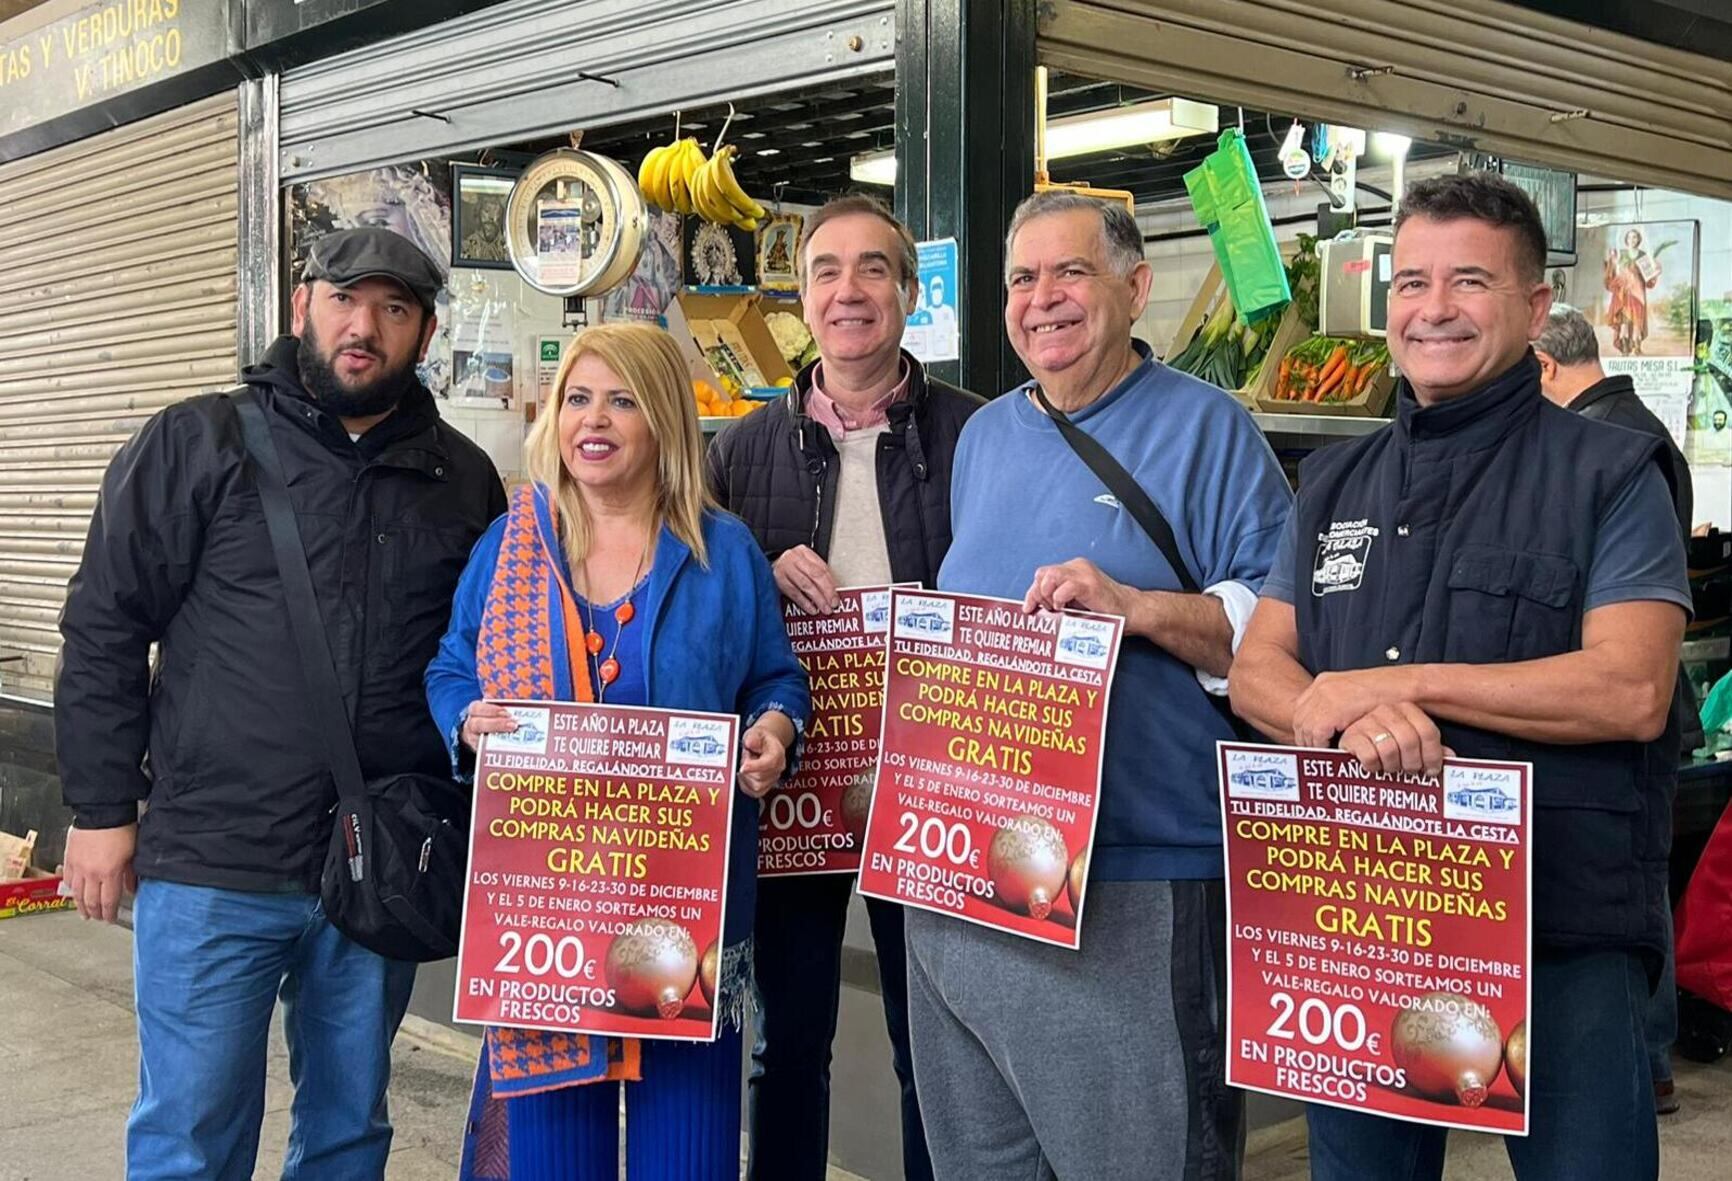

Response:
(1698, 670), (1732, 759)
(1184, 129), (1291, 322)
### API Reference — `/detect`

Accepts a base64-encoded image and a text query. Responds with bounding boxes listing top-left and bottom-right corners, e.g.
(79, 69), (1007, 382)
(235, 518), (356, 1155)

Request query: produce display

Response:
(693, 377), (783, 420)
(1166, 296), (1276, 390)
(1272, 336), (1390, 403)
(1168, 234), (1319, 394)
(765, 311), (819, 371)
(638, 137), (766, 232)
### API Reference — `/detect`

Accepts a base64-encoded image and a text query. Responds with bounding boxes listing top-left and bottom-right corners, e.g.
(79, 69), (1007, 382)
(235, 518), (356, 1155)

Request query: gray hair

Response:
(1533, 303), (1601, 367)
(1004, 190), (1144, 283)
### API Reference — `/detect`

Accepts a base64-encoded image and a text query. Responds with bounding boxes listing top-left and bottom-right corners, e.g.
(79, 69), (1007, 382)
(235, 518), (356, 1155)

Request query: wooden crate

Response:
(1237, 306), (1311, 404)
(1259, 363), (1397, 417)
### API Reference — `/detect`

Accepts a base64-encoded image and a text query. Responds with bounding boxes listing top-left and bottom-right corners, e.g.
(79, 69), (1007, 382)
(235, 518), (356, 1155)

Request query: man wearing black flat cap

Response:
(56, 227), (505, 1180)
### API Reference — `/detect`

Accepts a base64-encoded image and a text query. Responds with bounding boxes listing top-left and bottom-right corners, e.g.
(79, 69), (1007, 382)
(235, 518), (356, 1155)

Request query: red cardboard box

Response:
(0, 867), (71, 920)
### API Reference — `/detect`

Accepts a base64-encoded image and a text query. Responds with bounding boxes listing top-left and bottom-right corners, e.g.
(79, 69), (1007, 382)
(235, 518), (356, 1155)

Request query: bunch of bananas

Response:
(637, 139), (764, 232)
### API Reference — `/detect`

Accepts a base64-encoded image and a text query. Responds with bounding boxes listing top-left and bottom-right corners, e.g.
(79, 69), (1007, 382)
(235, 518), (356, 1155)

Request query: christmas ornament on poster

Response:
(988, 815), (1070, 921)
(1389, 993), (1507, 1109)
(606, 918), (700, 1020)
(1504, 1021), (1528, 1096)
(504, 149), (649, 297)
(698, 941), (719, 1006)
(841, 773), (874, 848)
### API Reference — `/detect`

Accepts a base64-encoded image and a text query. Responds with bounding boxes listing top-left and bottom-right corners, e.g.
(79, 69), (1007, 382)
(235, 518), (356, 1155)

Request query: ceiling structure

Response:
(560, 70), (1455, 212)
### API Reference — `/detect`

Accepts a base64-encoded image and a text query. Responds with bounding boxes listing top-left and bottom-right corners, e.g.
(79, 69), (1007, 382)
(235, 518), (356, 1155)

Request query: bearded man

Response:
(55, 227), (505, 1180)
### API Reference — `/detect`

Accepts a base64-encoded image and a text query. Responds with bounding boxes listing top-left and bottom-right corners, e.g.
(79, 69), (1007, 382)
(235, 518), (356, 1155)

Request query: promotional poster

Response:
(1220, 744), (1532, 1134)
(856, 590), (1123, 949)
(456, 702), (739, 1042)
(759, 586), (897, 877)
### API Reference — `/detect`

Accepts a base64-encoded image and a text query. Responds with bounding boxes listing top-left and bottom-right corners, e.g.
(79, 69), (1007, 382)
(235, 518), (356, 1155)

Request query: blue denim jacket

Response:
(426, 492), (810, 951)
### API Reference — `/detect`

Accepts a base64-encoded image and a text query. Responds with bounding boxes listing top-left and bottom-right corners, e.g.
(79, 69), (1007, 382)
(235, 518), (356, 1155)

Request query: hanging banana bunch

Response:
(637, 136), (764, 231)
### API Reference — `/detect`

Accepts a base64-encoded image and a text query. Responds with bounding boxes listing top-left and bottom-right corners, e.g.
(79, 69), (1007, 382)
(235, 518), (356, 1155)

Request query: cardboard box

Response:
(1258, 361), (1396, 417)
(0, 868), (72, 920)
(674, 290), (794, 394)
(0, 829), (71, 921)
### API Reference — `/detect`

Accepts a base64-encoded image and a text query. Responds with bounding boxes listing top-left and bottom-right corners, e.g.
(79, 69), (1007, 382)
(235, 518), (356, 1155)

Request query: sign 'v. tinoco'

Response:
(0, 0), (228, 139)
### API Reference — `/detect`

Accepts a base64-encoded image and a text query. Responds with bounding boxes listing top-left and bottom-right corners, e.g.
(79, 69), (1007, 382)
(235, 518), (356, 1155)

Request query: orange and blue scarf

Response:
(462, 484), (640, 1179)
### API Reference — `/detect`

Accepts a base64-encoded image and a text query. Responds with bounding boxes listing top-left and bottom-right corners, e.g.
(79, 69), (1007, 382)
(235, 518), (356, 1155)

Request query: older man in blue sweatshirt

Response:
(903, 190), (1292, 1180)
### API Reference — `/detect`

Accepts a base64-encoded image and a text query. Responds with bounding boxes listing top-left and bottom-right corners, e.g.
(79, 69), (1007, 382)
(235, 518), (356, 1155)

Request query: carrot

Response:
(1315, 361), (1352, 402)
(1279, 356), (1294, 392)
(1316, 344), (1349, 384)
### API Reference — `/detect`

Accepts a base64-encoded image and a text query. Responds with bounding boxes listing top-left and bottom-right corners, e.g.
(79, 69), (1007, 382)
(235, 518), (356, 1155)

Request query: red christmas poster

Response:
(455, 701), (739, 1042)
(1219, 744), (1532, 1134)
(759, 586), (896, 877)
(856, 590), (1122, 949)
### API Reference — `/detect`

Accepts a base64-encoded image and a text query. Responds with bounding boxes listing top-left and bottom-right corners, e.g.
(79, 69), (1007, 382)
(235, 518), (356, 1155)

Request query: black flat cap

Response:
(303, 227), (444, 313)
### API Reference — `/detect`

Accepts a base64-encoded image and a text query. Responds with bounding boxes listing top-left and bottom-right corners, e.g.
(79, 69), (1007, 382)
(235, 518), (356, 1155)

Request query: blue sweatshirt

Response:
(938, 346), (1292, 879)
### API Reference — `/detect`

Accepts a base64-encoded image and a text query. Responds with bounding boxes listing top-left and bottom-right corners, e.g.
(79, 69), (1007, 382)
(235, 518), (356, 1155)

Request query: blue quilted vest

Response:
(1290, 354), (1678, 970)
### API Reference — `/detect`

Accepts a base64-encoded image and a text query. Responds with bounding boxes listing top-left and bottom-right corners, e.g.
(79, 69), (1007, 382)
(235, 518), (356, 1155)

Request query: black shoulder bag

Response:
(234, 390), (469, 962)
(1030, 385), (1255, 739)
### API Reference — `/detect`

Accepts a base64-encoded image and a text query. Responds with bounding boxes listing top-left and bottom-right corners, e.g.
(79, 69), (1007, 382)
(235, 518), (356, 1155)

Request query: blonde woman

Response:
(428, 322), (808, 1179)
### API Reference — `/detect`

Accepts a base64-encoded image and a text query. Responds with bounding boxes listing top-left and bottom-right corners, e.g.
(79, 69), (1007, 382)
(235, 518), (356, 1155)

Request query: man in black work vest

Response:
(1230, 174), (1689, 1181)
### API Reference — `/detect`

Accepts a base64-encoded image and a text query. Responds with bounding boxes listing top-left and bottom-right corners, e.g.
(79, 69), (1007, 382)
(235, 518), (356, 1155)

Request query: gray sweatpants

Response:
(904, 880), (1243, 1181)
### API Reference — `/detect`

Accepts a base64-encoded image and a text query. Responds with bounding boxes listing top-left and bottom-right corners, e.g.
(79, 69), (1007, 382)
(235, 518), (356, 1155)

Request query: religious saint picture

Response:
(452, 164), (519, 270)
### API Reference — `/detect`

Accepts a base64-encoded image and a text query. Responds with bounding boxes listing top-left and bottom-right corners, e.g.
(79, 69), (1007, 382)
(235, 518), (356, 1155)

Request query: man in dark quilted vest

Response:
(1230, 174), (1688, 1181)
(706, 193), (982, 1181)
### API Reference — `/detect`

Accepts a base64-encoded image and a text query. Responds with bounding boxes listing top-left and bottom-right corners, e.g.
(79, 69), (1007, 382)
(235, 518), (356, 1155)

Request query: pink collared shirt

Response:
(804, 360), (912, 441)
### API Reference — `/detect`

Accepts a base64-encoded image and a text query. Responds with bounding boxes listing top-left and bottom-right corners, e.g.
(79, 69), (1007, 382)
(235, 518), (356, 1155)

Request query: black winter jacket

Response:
(704, 353), (984, 585)
(54, 336), (506, 893)
(1569, 374), (1693, 536)
(1567, 372), (1702, 751)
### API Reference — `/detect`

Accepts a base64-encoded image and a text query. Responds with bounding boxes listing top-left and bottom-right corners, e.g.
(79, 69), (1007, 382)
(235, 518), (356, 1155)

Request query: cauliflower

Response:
(766, 312), (814, 368)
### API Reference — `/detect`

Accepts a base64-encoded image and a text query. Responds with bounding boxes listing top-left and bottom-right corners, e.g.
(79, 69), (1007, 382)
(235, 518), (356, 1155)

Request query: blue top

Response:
(1261, 463), (1692, 614)
(426, 496), (810, 947)
(938, 346), (1294, 880)
(575, 582), (650, 707)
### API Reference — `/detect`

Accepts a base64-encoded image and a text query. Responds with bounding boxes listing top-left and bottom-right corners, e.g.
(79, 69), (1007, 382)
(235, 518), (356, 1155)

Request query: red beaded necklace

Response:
(578, 530), (652, 703)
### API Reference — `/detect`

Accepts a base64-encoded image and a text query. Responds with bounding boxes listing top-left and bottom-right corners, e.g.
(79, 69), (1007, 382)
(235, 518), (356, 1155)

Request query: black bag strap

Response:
(233, 389), (369, 806)
(1030, 384), (1202, 593)
(1031, 384), (1251, 733)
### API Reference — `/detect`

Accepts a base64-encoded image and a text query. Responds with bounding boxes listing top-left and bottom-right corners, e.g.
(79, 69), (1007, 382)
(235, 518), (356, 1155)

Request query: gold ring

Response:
(1371, 732), (1393, 745)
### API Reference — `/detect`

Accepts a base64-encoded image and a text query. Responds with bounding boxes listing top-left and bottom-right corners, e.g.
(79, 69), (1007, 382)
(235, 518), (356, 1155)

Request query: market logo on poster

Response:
(1443, 766), (1522, 825)
(893, 595), (955, 644)
(1224, 749), (1301, 802)
(1054, 616), (1115, 670)
(1312, 519), (1379, 597)
(861, 590), (892, 634)
(666, 716), (732, 768)
(491, 706), (551, 754)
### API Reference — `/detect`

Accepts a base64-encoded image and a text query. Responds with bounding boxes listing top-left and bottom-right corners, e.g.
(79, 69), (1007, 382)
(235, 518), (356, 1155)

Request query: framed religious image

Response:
(757, 213), (802, 291)
(452, 163), (520, 270)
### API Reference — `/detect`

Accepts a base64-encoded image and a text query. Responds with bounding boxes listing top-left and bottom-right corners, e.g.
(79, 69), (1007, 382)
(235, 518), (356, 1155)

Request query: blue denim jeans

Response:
(1646, 906), (1677, 1085)
(1307, 950), (1656, 1181)
(127, 880), (418, 1181)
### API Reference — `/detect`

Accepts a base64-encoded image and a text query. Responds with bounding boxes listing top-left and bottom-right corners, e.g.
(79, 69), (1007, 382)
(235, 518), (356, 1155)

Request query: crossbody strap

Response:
(233, 389), (369, 804)
(1030, 385), (1248, 731)
(1029, 385), (1203, 593)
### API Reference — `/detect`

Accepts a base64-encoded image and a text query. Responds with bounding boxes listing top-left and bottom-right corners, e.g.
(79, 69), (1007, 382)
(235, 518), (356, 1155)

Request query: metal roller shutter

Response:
(1039, 0), (1732, 199)
(0, 93), (238, 702)
(279, 0), (896, 182)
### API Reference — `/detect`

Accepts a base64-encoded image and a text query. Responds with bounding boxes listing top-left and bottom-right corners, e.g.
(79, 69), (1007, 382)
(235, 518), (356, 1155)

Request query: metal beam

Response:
(895, 0), (1037, 397)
